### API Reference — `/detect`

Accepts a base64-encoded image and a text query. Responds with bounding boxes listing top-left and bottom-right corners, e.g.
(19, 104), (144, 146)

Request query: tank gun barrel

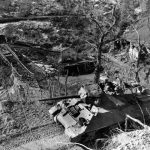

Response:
(39, 95), (80, 102)
(39, 95), (101, 102)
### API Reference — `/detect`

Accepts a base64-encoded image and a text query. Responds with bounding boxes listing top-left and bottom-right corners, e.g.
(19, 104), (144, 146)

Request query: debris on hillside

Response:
(103, 128), (150, 150)
(103, 115), (150, 150)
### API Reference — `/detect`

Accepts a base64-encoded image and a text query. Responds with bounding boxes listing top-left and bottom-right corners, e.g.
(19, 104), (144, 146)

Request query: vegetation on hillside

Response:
(1, 0), (149, 83)
(0, 0), (150, 150)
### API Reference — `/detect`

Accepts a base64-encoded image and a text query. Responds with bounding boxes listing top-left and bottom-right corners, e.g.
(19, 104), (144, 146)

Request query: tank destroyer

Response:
(40, 86), (150, 143)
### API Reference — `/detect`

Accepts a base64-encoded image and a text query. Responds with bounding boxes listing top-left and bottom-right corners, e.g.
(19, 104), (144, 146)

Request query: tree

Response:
(0, 0), (144, 85)
(76, 0), (131, 84)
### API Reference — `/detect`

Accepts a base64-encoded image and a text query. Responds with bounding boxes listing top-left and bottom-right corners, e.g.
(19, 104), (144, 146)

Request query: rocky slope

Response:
(103, 126), (150, 150)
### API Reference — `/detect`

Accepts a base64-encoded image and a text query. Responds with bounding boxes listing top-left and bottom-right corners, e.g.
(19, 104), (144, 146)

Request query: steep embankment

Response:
(103, 123), (150, 150)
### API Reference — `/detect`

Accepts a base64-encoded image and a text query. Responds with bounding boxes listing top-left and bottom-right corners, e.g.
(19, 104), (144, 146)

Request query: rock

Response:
(0, 100), (14, 114)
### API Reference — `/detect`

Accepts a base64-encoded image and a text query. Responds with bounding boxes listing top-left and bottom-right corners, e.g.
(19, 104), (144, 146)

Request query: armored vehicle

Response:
(41, 89), (150, 143)
(49, 98), (98, 139)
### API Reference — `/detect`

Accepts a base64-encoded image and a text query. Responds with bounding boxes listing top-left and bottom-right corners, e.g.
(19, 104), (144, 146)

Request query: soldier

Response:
(78, 85), (88, 103)
(78, 85), (101, 108)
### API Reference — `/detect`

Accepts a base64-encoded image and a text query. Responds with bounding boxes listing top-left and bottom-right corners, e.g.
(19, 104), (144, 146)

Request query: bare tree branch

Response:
(104, 6), (116, 36)
(105, 16), (116, 34)
(90, 14), (103, 34)
(85, 40), (97, 49)
(131, 24), (140, 46)
(126, 114), (148, 129)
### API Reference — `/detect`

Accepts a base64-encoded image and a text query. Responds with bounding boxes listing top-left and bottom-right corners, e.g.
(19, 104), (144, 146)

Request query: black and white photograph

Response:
(0, 0), (150, 150)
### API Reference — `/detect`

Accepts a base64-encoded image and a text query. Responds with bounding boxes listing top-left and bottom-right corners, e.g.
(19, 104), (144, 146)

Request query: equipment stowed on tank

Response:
(48, 85), (123, 142)
(49, 97), (98, 140)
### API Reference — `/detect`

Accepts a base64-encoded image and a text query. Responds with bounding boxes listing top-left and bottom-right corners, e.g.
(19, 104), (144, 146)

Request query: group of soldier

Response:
(77, 69), (149, 107)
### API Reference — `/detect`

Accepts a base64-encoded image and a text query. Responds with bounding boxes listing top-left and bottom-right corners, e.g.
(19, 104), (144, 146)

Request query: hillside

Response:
(0, 0), (150, 150)
(103, 116), (150, 150)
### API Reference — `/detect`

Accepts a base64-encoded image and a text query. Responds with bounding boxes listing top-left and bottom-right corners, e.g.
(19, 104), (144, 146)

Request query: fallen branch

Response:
(126, 114), (149, 129)
(85, 40), (97, 49)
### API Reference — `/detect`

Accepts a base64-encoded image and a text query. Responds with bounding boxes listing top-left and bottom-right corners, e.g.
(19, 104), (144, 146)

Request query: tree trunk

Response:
(65, 70), (69, 96)
(135, 45), (142, 83)
(48, 79), (52, 98)
(94, 44), (102, 84)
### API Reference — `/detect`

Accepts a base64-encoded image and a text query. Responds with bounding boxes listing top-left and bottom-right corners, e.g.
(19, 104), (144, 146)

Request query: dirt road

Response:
(12, 134), (74, 150)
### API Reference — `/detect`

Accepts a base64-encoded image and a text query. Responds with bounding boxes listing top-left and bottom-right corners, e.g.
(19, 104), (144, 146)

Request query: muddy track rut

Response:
(1, 122), (63, 150)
